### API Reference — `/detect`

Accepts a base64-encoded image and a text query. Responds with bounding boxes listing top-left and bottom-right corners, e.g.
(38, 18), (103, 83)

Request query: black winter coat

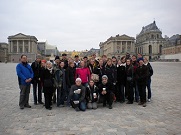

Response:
(145, 63), (153, 79)
(104, 65), (117, 84)
(86, 85), (99, 103)
(117, 65), (126, 85)
(98, 82), (114, 95)
(136, 64), (149, 85)
(31, 61), (41, 81)
(66, 66), (76, 88)
(41, 68), (54, 93)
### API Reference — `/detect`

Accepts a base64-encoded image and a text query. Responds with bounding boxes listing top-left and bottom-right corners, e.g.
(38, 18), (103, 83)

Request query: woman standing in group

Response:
(117, 56), (126, 103)
(97, 59), (105, 86)
(89, 58), (99, 85)
(75, 61), (90, 87)
(41, 61), (54, 110)
(58, 61), (67, 107)
(125, 59), (135, 104)
(66, 61), (76, 106)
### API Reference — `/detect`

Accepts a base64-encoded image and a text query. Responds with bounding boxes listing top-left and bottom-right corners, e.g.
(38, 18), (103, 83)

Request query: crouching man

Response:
(69, 78), (86, 111)
(99, 75), (114, 109)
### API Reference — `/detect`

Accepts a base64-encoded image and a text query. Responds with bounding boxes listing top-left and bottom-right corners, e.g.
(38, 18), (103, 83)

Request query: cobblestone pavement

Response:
(0, 62), (181, 135)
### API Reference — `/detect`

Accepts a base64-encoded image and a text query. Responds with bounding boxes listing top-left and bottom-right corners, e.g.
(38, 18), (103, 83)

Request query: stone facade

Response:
(0, 43), (8, 62)
(8, 33), (38, 63)
(162, 34), (181, 55)
(99, 34), (135, 58)
(135, 21), (165, 60)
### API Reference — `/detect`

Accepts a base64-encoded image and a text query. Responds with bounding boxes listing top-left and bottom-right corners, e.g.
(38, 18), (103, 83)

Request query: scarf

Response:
(47, 67), (53, 74)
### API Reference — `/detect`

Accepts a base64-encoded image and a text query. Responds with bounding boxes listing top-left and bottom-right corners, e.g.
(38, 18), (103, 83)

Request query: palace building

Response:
(99, 34), (135, 58)
(135, 21), (165, 60)
(8, 33), (38, 62)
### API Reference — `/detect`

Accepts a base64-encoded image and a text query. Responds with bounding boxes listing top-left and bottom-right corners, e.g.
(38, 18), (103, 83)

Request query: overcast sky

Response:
(0, 0), (180, 51)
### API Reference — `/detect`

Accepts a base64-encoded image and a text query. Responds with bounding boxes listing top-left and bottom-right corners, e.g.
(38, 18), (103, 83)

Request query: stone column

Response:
(120, 41), (122, 53)
(28, 41), (31, 53)
(8, 41), (10, 53)
(17, 40), (19, 53)
(23, 40), (25, 53)
(11, 41), (13, 53)
(125, 41), (128, 52)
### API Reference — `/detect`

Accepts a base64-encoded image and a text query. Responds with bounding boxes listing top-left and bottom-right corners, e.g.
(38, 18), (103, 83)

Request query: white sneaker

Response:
(148, 99), (151, 102)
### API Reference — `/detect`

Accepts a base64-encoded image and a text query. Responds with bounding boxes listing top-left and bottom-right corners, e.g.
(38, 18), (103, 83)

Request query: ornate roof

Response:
(109, 34), (135, 41)
(8, 33), (38, 41)
(139, 21), (161, 35)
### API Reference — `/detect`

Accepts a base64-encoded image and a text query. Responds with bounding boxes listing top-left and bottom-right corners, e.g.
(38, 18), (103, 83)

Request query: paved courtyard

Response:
(0, 62), (181, 135)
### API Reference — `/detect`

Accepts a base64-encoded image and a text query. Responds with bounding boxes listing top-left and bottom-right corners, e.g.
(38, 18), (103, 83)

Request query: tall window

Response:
(13, 45), (17, 53)
(159, 45), (162, 54)
(149, 45), (152, 54)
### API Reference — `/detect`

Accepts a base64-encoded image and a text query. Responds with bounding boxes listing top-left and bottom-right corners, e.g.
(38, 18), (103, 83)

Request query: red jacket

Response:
(75, 67), (90, 83)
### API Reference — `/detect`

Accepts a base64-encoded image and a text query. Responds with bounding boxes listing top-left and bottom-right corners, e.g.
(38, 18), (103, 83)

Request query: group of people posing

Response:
(16, 52), (153, 111)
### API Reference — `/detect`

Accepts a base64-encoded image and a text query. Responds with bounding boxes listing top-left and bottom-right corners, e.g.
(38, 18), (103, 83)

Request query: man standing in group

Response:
(31, 54), (44, 105)
(16, 55), (34, 109)
(136, 58), (149, 107)
(61, 53), (68, 69)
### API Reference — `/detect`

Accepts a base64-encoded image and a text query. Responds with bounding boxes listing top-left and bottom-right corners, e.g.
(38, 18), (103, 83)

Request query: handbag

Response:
(91, 74), (99, 82)
(44, 79), (53, 87)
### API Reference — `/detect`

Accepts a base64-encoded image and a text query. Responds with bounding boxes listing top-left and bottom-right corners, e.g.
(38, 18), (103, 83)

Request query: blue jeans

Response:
(118, 83), (125, 102)
(72, 94), (86, 111)
(133, 81), (139, 101)
(147, 79), (152, 99)
(57, 87), (66, 106)
(32, 79), (42, 103)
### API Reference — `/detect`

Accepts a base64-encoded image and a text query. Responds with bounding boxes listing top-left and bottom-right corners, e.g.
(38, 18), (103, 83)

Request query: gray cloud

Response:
(0, 0), (180, 51)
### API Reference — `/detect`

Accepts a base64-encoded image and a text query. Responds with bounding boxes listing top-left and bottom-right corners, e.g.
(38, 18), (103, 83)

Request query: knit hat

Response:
(138, 58), (144, 62)
(55, 56), (60, 60)
(41, 60), (46, 63)
(36, 54), (42, 59)
(75, 78), (82, 82)
(102, 75), (108, 79)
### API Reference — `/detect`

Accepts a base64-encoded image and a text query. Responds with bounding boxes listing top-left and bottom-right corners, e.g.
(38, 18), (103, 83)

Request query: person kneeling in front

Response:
(69, 78), (86, 111)
(86, 79), (99, 109)
(99, 75), (114, 109)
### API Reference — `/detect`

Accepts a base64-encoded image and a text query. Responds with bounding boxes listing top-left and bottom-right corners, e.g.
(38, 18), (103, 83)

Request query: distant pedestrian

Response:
(16, 55), (33, 109)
